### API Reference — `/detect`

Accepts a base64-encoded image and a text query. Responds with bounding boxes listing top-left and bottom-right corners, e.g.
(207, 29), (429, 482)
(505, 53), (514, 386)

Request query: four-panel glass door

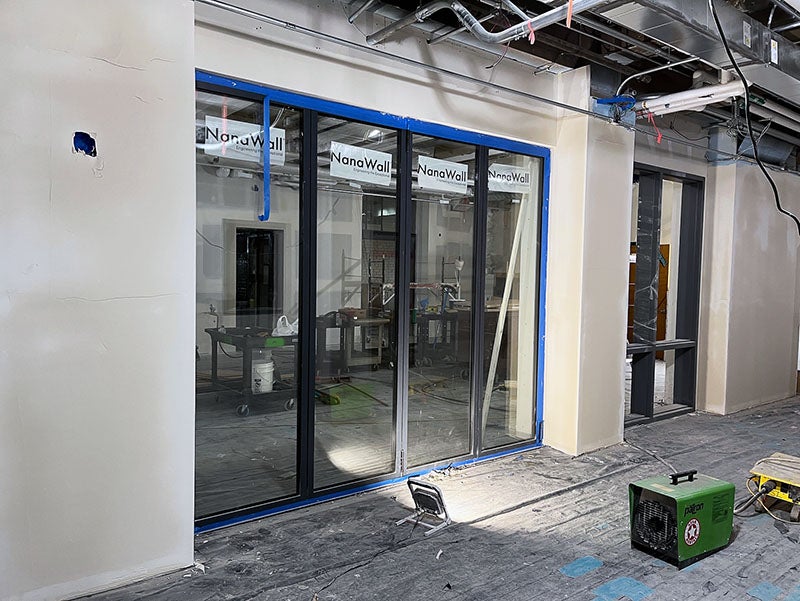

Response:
(194, 88), (544, 524)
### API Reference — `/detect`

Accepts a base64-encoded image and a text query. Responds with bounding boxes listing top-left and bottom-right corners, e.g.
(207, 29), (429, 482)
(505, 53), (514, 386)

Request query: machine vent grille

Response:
(633, 499), (677, 552)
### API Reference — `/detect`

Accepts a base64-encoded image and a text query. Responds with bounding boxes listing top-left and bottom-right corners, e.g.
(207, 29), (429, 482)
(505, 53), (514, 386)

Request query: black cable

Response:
(708, 0), (800, 236)
(733, 477), (777, 516)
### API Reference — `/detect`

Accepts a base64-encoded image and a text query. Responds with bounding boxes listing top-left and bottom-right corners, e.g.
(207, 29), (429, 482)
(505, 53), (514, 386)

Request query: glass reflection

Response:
(481, 152), (541, 450)
(406, 135), (476, 467)
(195, 93), (301, 517)
(314, 115), (398, 489)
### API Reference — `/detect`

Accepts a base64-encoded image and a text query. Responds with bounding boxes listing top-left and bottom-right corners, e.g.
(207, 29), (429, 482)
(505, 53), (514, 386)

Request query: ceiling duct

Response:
(599, 0), (800, 106)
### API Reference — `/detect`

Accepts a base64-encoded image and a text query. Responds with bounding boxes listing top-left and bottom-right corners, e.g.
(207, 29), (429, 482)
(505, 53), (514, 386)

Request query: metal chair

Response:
(395, 478), (452, 536)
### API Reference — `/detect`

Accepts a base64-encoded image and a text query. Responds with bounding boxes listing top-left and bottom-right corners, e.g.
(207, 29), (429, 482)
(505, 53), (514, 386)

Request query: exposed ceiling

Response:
(344, 0), (800, 166)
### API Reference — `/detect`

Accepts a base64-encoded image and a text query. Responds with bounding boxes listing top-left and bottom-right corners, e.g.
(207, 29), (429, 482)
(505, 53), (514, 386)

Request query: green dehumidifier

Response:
(629, 470), (734, 568)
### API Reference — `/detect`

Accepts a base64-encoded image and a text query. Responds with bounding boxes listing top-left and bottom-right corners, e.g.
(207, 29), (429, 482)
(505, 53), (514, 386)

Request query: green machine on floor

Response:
(629, 470), (735, 568)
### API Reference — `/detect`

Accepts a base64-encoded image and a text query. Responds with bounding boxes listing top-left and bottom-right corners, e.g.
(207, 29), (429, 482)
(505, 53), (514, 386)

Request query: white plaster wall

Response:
(697, 164), (737, 414)
(724, 164), (800, 412)
(543, 70), (590, 455)
(575, 118), (634, 453)
(194, 0), (559, 146)
(544, 68), (633, 455)
(634, 129), (709, 179)
(0, 2), (196, 599)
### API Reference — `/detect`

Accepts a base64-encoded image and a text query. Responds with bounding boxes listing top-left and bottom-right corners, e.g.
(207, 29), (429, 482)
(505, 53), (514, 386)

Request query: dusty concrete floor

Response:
(84, 397), (800, 601)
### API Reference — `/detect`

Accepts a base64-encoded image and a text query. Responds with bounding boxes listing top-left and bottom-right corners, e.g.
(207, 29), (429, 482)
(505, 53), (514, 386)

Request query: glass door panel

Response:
(406, 135), (476, 468)
(314, 116), (398, 489)
(195, 93), (302, 517)
(481, 152), (541, 450)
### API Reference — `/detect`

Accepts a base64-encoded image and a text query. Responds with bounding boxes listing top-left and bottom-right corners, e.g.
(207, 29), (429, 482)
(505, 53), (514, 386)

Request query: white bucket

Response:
(253, 361), (274, 394)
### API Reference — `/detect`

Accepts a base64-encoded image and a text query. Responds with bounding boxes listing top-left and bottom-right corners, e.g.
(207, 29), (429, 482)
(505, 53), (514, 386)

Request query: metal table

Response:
(205, 327), (299, 416)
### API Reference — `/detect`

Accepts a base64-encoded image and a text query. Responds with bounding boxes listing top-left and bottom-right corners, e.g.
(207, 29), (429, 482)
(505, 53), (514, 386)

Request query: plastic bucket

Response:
(253, 361), (274, 393)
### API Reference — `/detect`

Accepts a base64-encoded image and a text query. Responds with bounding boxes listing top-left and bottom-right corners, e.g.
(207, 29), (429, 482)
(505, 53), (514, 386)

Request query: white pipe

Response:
(646, 95), (725, 116)
(635, 80), (745, 114)
(651, 103), (710, 117)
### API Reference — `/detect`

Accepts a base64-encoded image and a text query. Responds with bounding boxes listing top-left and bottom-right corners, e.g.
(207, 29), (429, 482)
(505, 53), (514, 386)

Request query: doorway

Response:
(625, 166), (704, 424)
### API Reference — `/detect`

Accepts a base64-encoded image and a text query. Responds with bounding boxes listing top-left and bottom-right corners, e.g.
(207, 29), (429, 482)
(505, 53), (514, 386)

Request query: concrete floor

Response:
(196, 353), (524, 518)
(85, 396), (800, 601)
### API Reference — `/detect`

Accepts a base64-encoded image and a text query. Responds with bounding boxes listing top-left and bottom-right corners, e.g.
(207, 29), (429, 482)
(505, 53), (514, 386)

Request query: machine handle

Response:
(669, 470), (698, 485)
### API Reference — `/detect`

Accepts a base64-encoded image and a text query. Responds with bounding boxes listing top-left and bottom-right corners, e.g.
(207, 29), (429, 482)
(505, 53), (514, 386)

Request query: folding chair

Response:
(395, 478), (452, 536)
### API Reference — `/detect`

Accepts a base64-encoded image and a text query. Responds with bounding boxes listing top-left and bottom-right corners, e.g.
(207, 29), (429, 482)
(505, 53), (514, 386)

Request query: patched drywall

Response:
(0, 1), (195, 599)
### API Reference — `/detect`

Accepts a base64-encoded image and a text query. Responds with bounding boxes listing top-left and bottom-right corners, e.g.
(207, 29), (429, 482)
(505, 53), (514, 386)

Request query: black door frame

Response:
(627, 164), (704, 425)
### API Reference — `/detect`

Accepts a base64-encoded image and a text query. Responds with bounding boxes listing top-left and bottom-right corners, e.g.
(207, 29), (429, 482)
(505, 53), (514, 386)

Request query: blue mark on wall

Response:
(559, 556), (603, 578)
(747, 582), (782, 601)
(73, 132), (97, 157)
(592, 577), (652, 601)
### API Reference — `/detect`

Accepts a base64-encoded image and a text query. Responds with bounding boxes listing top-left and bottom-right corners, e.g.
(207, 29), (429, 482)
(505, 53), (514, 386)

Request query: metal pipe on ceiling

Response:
(749, 104), (800, 131)
(615, 57), (698, 95)
(366, 0), (613, 45)
(771, 0), (800, 23)
(428, 11), (497, 44)
(369, 3), (561, 70)
(348, 0), (377, 23)
(194, 0), (600, 118)
(772, 20), (800, 33)
(754, 96), (800, 125)
(635, 80), (745, 115)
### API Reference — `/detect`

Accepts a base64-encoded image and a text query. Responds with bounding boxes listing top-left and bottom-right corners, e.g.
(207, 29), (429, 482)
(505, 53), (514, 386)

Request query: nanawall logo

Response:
(417, 155), (468, 194)
(488, 163), (533, 195)
(201, 116), (284, 166)
(330, 141), (392, 185)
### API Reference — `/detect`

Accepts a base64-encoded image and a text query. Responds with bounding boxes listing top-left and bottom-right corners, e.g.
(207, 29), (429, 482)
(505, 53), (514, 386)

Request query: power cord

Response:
(733, 477), (799, 524)
(733, 476), (775, 515)
(708, 0), (800, 237)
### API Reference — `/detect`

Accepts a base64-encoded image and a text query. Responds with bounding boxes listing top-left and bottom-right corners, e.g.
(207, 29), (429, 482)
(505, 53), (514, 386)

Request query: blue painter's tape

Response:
(592, 577), (653, 601)
(559, 556), (603, 578)
(784, 585), (800, 601)
(560, 556), (603, 578)
(259, 97), (270, 221)
(747, 582), (782, 601)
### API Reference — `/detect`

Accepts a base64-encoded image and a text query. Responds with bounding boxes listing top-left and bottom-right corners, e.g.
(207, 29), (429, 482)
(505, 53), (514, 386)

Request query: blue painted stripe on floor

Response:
(559, 556), (603, 578)
(682, 560), (703, 573)
(650, 559), (670, 568)
(592, 577), (652, 601)
(784, 585), (800, 601)
(747, 582), (782, 601)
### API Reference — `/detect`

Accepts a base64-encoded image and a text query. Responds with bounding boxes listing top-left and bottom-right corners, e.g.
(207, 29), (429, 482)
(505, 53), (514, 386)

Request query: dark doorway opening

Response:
(235, 228), (284, 328)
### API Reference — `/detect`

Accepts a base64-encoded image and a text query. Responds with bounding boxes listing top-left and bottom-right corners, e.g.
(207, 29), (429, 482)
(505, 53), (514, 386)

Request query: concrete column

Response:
(544, 68), (634, 455)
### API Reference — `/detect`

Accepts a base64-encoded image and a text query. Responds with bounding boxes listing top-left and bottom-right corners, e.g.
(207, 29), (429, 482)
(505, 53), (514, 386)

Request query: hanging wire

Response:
(708, 0), (800, 236)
